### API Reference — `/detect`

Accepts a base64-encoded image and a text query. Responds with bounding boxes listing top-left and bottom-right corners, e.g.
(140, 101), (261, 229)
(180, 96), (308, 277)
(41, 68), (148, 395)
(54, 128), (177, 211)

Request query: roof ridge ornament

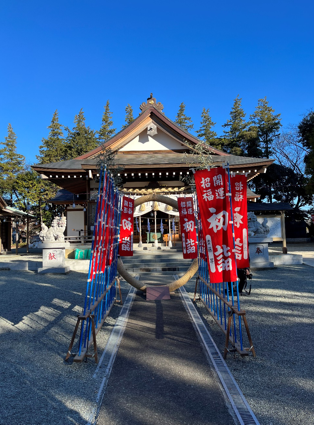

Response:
(140, 93), (164, 113)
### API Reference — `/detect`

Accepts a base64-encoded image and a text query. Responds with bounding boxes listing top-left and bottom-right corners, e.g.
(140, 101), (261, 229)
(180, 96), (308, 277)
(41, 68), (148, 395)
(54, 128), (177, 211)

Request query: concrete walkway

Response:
(96, 291), (236, 425)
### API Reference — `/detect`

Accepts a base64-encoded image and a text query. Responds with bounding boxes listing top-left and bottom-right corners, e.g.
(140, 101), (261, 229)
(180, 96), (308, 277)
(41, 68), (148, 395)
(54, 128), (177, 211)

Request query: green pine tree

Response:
(98, 100), (116, 144)
(175, 103), (194, 132)
(244, 124), (262, 158)
(122, 104), (134, 129)
(196, 108), (219, 148)
(37, 110), (65, 164)
(298, 110), (314, 194)
(0, 124), (25, 201)
(64, 109), (98, 159)
(14, 168), (60, 224)
(222, 95), (249, 155)
(249, 97), (281, 158)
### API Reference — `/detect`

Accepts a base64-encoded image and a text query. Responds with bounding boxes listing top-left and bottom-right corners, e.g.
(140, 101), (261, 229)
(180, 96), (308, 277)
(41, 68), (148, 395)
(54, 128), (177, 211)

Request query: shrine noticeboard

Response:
(195, 167), (237, 283)
(178, 197), (197, 259)
(119, 196), (134, 256)
(230, 174), (250, 268)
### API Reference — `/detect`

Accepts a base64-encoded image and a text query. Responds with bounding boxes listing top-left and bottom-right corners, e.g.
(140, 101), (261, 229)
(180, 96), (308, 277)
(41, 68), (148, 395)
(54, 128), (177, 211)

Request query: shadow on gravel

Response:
(0, 271), (86, 325)
(186, 265), (314, 425)
(0, 270), (130, 425)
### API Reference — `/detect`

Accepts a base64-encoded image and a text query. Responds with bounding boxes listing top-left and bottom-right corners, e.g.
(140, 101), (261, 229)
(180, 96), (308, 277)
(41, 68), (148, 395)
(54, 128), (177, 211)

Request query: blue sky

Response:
(0, 0), (313, 165)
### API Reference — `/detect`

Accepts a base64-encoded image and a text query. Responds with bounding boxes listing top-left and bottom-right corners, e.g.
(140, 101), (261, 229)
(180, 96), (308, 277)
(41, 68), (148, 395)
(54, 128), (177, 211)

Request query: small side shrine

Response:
(0, 196), (33, 254)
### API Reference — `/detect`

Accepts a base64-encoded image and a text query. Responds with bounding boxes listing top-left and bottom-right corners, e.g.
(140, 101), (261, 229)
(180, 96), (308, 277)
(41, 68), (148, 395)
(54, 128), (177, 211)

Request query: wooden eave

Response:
(32, 166), (84, 174)
(0, 196), (7, 209)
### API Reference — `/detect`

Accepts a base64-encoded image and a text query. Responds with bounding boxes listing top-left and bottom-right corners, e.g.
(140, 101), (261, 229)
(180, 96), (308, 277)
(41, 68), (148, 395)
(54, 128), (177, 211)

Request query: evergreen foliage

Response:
(98, 100), (116, 143)
(196, 108), (220, 148)
(222, 95), (248, 155)
(253, 163), (311, 208)
(175, 103), (194, 132)
(64, 109), (98, 159)
(37, 110), (65, 164)
(244, 125), (263, 158)
(14, 168), (61, 224)
(249, 97), (281, 158)
(298, 111), (314, 194)
(122, 104), (134, 129)
(0, 124), (25, 201)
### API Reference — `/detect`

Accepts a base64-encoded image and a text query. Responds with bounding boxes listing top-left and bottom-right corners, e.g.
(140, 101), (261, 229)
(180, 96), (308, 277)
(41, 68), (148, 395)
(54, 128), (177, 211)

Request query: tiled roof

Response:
(248, 202), (292, 212)
(33, 153), (272, 171)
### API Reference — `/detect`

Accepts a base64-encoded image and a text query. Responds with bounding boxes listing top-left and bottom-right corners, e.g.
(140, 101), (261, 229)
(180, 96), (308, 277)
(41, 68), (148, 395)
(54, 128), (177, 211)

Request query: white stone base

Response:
(38, 266), (71, 274)
(270, 254), (303, 266)
(249, 237), (274, 269)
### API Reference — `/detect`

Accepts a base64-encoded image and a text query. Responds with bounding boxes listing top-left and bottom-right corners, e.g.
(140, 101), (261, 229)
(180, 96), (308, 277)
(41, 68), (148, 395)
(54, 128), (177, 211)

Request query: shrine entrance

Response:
(117, 193), (198, 292)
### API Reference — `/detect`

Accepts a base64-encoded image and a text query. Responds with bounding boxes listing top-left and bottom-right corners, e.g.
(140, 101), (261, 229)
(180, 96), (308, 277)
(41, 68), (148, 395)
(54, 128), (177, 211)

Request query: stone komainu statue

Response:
(247, 212), (270, 237)
(39, 214), (67, 242)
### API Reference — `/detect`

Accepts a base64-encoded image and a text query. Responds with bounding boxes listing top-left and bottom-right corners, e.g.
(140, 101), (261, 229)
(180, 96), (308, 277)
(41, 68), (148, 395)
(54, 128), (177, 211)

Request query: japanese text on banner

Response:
(119, 196), (134, 257)
(195, 167), (237, 283)
(178, 197), (197, 259)
(230, 175), (249, 268)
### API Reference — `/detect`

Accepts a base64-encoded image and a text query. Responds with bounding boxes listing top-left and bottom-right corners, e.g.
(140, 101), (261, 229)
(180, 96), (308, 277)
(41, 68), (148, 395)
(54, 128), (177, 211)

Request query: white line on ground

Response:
(179, 286), (260, 425)
(86, 285), (136, 425)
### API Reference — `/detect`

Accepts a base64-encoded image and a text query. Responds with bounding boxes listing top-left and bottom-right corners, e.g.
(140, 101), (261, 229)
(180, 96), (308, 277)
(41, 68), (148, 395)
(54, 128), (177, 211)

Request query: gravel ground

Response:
(184, 264), (314, 425)
(0, 269), (130, 425)
(1, 254), (314, 425)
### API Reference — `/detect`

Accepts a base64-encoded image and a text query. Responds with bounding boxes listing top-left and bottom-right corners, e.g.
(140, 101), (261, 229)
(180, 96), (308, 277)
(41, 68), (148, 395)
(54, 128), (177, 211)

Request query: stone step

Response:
(121, 259), (192, 267)
(125, 267), (189, 274)
(121, 254), (190, 262)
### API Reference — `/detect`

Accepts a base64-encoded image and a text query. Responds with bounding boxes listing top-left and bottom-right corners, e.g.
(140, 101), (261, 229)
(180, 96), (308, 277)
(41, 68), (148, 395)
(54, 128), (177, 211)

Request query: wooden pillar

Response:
(15, 217), (19, 255)
(8, 218), (12, 252)
(85, 179), (90, 241)
(281, 211), (287, 254)
(0, 220), (2, 254)
(138, 216), (142, 247)
(26, 215), (30, 253)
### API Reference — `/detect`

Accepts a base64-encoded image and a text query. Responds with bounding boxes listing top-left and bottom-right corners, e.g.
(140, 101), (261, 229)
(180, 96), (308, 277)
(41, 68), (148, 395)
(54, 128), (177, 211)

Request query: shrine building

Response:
(32, 95), (273, 243)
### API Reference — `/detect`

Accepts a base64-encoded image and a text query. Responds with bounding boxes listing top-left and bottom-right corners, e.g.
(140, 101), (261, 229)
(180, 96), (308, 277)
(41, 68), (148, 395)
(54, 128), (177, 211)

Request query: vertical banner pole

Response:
(226, 163), (243, 350)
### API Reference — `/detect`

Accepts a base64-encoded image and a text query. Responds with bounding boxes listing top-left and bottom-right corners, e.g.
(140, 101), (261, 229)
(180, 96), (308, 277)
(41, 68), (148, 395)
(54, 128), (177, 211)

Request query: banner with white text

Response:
(195, 167), (237, 283)
(178, 197), (197, 259)
(119, 196), (134, 256)
(230, 174), (250, 268)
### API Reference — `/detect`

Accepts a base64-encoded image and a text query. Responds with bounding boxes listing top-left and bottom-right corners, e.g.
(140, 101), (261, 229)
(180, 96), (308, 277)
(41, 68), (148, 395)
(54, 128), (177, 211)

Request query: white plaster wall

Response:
(67, 210), (84, 237)
(120, 128), (184, 151)
(257, 215), (282, 239)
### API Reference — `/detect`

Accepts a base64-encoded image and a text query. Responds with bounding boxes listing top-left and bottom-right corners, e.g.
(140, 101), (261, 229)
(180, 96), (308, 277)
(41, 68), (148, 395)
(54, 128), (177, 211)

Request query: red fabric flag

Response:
(119, 196), (134, 256)
(178, 197), (197, 259)
(230, 174), (250, 268)
(108, 193), (117, 265)
(195, 167), (237, 283)
(197, 210), (206, 261)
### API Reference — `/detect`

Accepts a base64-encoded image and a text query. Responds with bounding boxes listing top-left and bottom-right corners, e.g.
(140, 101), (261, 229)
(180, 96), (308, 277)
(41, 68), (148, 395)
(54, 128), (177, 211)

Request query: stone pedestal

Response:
(249, 237), (274, 268)
(38, 247), (70, 274)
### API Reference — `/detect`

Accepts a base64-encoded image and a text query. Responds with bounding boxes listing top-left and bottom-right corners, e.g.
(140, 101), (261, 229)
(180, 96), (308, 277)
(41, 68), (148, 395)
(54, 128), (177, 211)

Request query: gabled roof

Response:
(32, 97), (274, 194)
(75, 106), (230, 160)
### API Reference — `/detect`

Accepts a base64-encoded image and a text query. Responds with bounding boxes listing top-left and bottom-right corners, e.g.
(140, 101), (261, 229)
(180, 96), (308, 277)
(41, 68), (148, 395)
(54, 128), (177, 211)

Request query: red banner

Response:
(230, 175), (250, 268)
(197, 210), (206, 260)
(195, 167), (237, 283)
(178, 197), (197, 259)
(119, 196), (134, 256)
